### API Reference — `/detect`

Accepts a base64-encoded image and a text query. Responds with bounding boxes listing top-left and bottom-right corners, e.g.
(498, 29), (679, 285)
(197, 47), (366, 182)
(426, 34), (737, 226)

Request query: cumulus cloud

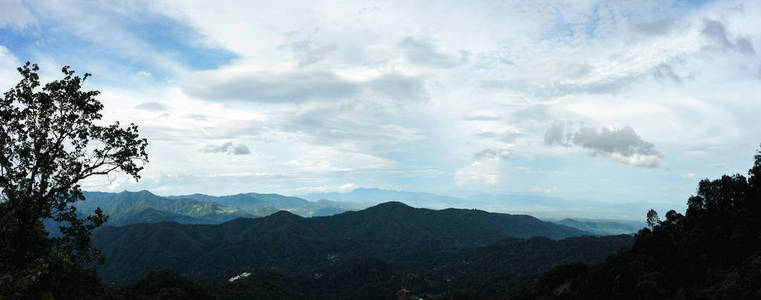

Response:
(545, 123), (662, 168)
(201, 142), (251, 155)
(573, 126), (660, 157)
(701, 19), (755, 55)
(135, 101), (169, 111)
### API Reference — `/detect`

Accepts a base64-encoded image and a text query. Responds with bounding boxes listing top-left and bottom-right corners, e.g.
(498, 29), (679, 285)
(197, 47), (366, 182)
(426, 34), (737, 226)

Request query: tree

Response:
(0, 62), (148, 298)
(646, 209), (659, 229)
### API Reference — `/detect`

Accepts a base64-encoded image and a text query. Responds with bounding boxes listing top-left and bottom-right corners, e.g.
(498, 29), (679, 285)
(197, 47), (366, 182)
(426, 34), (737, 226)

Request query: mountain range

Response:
(59, 189), (645, 236)
(77, 191), (272, 226)
(304, 188), (664, 222)
(167, 192), (365, 217)
(67, 190), (359, 228)
(93, 201), (589, 284)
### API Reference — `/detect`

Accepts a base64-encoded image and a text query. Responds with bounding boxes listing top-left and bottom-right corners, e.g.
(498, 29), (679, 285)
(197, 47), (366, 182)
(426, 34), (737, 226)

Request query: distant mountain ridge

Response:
(167, 192), (363, 217)
(306, 188), (669, 221)
(553, 218), (645, 235)
(93, 201), (588, 284)
(77, 190), (273, 226)
(303, 188), (465, 209)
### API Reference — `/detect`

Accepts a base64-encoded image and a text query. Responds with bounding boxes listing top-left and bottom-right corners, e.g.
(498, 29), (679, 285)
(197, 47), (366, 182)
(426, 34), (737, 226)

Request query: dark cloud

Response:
(399, 37), (463, 68)
(184, 70), (424, 103)
(573, 126), (660, 157)
(185, 71), (358, 103)
(544, 122), (570, 146)
(701, 19), (755, 55)
(653, 63), (682, 83)
(474, 148), (512, 160)
(201, 142), (251, 155)
(545, 123), (662, 168)
(135, 101), (169, 111)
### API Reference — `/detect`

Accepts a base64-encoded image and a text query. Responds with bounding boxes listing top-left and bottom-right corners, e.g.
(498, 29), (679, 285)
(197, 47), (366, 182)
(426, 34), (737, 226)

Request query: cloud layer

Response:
(3, 0), (761, 217)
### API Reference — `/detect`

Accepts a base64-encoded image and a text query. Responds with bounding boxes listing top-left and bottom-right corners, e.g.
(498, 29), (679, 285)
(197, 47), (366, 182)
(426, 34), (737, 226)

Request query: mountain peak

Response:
(268, 210), (302, 219)
(119, 190), (156, 196)
(370, 201), (412, 210)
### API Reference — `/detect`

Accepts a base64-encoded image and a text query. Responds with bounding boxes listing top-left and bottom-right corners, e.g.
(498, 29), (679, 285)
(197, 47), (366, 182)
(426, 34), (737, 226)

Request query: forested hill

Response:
(513, 150), (761, 299)
(93, 201), (586, 284)
(110, 235), (633, 299)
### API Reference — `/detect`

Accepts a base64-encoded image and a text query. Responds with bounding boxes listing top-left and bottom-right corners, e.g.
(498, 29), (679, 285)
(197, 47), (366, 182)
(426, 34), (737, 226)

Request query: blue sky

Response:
(1, 0), (760, 219)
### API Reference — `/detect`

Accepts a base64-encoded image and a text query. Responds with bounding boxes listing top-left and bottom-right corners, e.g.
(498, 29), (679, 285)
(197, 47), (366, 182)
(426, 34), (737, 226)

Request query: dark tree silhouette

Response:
(0, 63), (148, 298)
(646, 209), (659, 229)
(513, 145), (761, 299)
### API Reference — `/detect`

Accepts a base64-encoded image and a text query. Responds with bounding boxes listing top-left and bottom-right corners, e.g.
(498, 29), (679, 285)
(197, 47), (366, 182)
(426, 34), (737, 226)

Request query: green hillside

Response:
(93, 201), (587, 284)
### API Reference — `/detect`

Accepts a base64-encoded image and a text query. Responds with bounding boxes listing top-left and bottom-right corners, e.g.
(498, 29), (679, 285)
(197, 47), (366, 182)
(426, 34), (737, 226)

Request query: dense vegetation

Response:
(513, 147), (761, 299)
(102, 234), (632, 299)
(92, 202), (586, 284)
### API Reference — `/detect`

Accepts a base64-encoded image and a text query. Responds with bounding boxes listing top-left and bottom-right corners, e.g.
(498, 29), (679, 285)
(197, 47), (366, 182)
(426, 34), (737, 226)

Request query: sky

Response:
(1, 0), (760, 219)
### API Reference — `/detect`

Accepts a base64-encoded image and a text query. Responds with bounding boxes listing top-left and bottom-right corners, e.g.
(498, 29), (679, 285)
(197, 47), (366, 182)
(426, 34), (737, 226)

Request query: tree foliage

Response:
(0, 62), (148, 298)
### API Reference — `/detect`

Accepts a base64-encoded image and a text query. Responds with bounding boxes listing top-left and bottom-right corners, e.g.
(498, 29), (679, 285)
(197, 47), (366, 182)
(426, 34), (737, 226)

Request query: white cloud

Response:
(455, 161), (499, 186)
(610, 152), (661, 168)
(293, 182), (359, 194)
(136, 71), (152, 78)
